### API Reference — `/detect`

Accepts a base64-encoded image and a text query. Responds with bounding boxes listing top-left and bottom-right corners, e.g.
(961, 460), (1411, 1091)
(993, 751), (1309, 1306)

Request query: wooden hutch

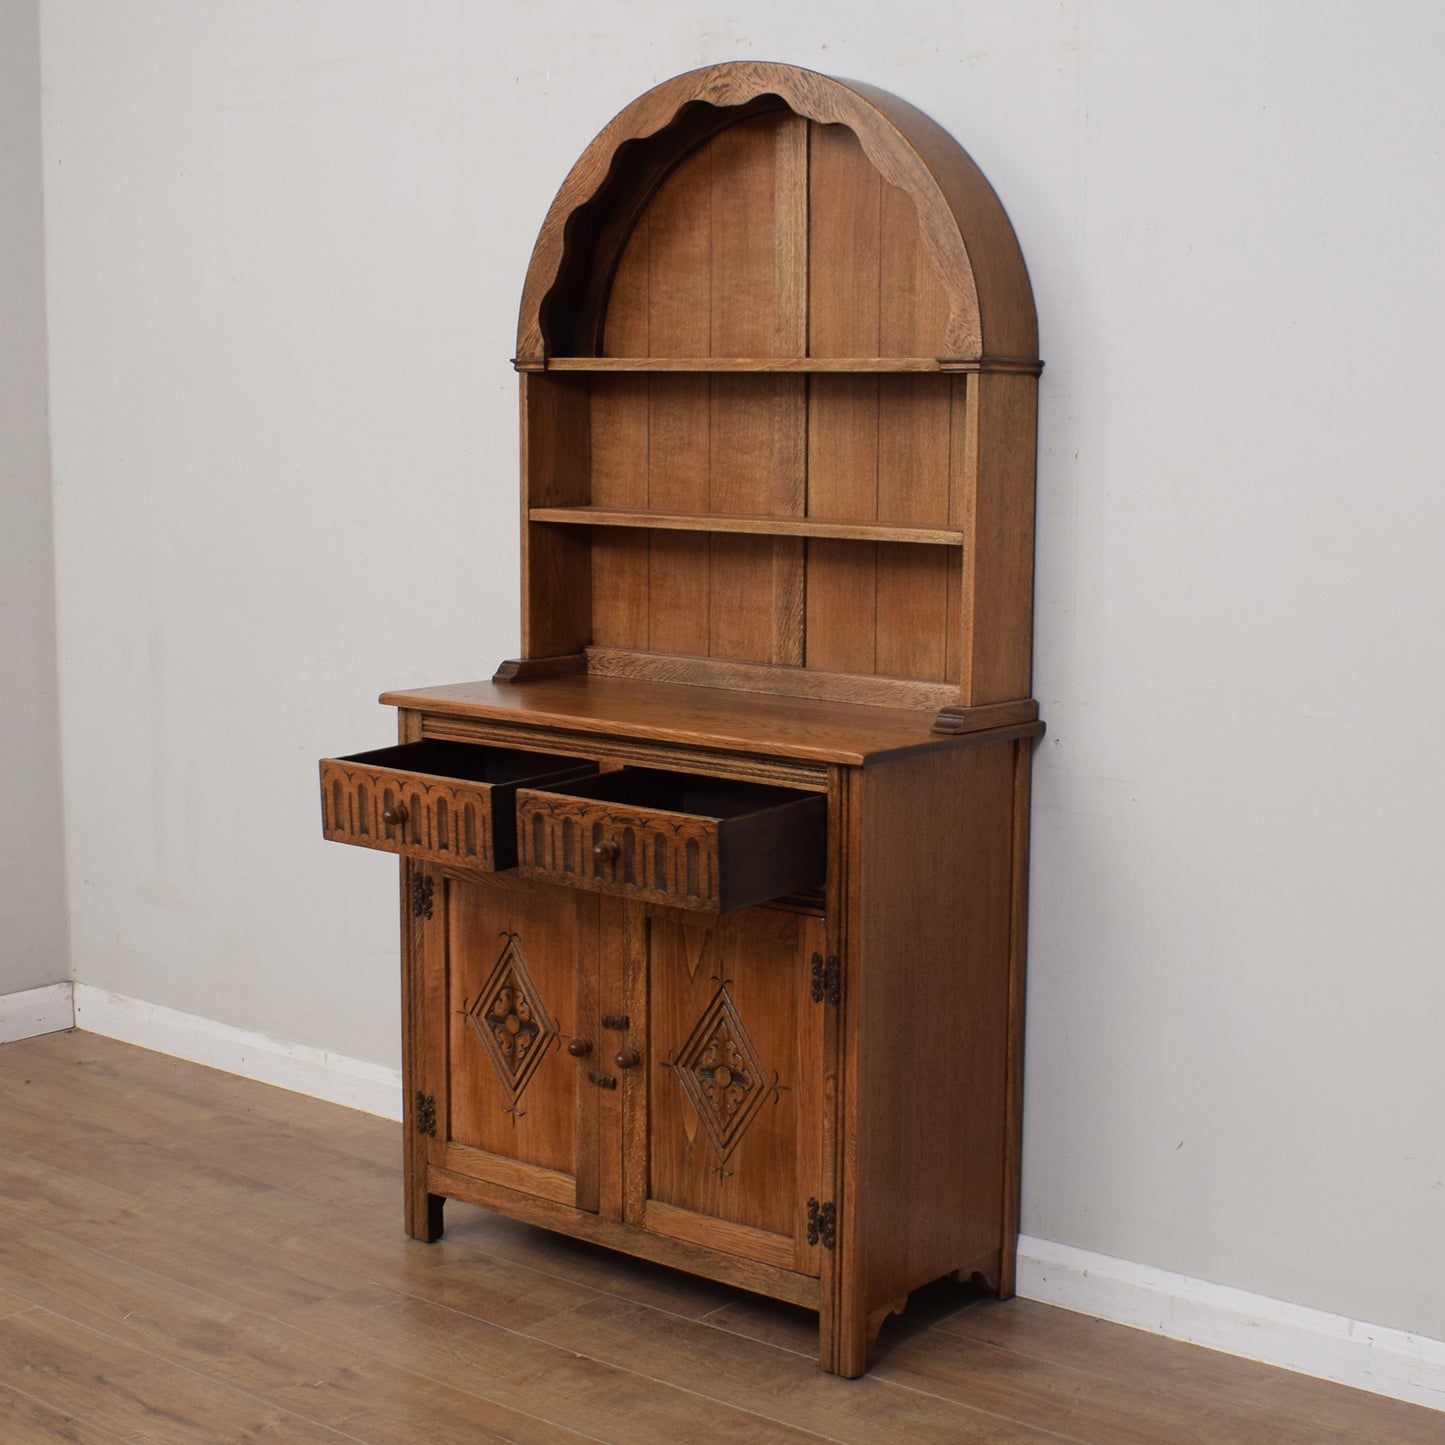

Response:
(320, 61), (1041, 1377)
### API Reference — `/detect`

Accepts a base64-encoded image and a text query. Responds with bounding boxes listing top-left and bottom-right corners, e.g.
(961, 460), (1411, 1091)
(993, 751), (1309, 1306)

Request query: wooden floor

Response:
(0, 1033), (1438, 1444)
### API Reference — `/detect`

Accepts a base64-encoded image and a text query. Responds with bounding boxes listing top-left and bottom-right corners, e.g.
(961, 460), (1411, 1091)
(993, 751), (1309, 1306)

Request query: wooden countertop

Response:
(379, 675), (1038, 767)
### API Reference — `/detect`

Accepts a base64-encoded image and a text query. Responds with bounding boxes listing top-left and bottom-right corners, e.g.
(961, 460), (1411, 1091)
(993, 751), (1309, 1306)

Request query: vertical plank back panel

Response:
(521, 374), (592, 658)
(804, 538), (875, 675)
(806, 123), (882, 673)
(602, 212), (651, 358)
(875, 181), (954, 679)
(709, 113), (807, 663)
(590, 378), (650, 647)
(589, 212), (652, 648)
(643, 145), (714, 656)
(878, 179), (951, 358)
(874, 543), (949, 681)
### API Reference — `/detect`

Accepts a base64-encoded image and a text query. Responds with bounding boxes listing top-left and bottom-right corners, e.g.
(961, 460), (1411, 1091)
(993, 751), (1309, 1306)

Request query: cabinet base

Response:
(411, 1180), (1017, 1377)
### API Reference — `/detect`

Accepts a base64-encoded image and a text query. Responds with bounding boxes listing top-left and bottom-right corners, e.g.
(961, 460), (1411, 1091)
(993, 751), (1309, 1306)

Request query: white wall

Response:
(38, 0), (1445, 1344)
(0, 0), (67, 994)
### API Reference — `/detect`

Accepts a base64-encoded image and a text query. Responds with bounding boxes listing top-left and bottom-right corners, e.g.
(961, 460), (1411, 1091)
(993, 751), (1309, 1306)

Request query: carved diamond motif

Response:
(460, 932), (557, 1106)
(670, 986), (772, 1162)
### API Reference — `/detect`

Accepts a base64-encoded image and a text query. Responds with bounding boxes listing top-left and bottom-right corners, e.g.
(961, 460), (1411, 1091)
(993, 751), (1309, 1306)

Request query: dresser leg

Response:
(407, 1189), (445, 1243)
(824, 1302), (871, 1379)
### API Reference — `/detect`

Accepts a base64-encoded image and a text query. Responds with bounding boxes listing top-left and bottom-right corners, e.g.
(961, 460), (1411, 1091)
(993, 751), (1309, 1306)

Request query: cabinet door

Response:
(624, 905), (828, 1275)
(420, 872), (596, 1210)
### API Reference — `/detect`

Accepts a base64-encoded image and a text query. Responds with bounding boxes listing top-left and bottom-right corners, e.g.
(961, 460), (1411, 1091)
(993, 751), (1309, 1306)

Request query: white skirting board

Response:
(0, 981), (76, 1043)
(1018, 1235), (1445, 1414)
(70, 984), (403, 1121)
(7, 983), (1441, 1413)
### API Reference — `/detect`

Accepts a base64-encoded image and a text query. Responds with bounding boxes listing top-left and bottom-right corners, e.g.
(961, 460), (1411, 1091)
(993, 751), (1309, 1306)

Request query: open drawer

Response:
(319, 740), (596, 871)
(515, 767), (826, 913)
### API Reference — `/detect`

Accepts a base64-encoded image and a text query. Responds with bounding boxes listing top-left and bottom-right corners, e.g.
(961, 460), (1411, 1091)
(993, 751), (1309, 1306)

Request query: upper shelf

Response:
(524, 356), (1041, 375)
(529, 506), (964, 546)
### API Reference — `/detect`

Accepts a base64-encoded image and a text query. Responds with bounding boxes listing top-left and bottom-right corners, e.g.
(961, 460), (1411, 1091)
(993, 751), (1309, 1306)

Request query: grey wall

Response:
(35, 0), (1445, 1344)
(0, 0), (67, 994)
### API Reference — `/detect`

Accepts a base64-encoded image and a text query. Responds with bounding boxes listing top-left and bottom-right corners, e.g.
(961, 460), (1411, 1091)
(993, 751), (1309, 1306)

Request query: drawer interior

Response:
(530, 767), (816, 818)
(339, 739), (591, 785)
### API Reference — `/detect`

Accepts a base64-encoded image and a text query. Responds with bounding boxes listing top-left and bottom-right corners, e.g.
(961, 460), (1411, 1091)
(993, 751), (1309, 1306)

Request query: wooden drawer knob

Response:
(614, 1047), (641, 1070)
(593, 839), (619, 863)
(382, 803), (407, 826)
(567, 1038), (592, 1058)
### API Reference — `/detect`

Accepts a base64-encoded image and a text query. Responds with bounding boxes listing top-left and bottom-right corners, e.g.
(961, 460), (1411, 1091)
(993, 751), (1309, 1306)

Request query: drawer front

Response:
(319, 743), (596, 872)
(518, 794), (724, 910)
(516, 775), (826, 913)
(320, 758), (502, 869)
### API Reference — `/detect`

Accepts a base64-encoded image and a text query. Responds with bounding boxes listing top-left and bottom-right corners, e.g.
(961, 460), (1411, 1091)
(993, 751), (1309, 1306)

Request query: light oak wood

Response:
(325, 61), (1048, 1377)
(509, 63), (1040, 708)
(383, 673), (991, 765)
(531, 504), (965, 545)
(542, 355), (949, 371)
(585, 645), (963, 710)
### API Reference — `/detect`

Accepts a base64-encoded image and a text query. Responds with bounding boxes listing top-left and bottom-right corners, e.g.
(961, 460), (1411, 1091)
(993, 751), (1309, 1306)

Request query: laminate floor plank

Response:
(0, 1234), (572, 1445)
(937, 1296), (1445, 1445)
(0, 1311), (360, 1444)
(410, 1201), (748, 1319)
(705, 1285), (935, 1355)
(871, 1323), (1377, 1445)
(161, 1109), (400, 1213)
(54, 1209), (368, 1318)
(0, 1030), (1438, 1444)
(284, 1284), (835, 1444)
(0, 1286), (32, 1318)
(526, 1293), (1074, 1443)
(60, 1202), (615, 1336)
(0, 1381), (130, 1445)
(9, 1123), (375, 1245)
(8, 1031), (394, 1159)
(0, 1147), (140, 1238)
(0, 1035), (228, 1139)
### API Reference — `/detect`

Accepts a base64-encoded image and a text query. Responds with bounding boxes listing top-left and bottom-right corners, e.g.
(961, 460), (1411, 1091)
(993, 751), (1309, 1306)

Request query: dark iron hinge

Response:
(411, 873), (435, 919)
(810, 953), (840, 1007)
(415, 1092), (437, 1137)
(806, 1197), (837, 1250)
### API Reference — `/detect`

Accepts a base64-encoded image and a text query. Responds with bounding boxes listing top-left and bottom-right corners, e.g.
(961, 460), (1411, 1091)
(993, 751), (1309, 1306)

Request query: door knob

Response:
(567, 1038), (593, 1058)
(593, 839), (620, 863)
(382, 803), (407, 826)
(614, 1047), (641, 1069)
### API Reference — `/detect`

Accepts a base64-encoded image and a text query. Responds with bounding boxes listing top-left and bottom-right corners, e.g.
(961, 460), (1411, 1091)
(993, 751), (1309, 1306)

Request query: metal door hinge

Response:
(588, 1070), (618, 1090)
(411, 874), (435, 919)
(415, 1092), (437, 1137)
(806, 1197), (836, 1250)
(810, 953), (840, 1006)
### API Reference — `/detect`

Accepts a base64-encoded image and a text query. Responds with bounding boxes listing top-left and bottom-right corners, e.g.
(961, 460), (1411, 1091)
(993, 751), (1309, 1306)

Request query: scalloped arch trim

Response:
(516, 62), (1037, 364)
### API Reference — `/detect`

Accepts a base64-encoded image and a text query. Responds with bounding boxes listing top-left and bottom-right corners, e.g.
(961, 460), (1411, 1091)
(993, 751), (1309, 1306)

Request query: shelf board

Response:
(539, 356), (945, 373)
(528, 507), (964, 546)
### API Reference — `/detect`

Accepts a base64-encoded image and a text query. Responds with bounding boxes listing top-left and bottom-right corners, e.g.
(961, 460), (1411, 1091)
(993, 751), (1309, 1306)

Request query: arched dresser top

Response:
(515, 61), (1038, 368)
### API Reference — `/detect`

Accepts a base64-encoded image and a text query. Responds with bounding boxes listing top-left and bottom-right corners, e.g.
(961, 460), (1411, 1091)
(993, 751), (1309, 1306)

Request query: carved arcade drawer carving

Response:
(515, 767), (826, 913)
(319, 740), (595, 871)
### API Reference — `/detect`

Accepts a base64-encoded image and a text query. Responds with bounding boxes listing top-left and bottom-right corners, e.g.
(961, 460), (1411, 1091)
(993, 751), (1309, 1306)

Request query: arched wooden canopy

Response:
(515, 62), (1038, 368)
